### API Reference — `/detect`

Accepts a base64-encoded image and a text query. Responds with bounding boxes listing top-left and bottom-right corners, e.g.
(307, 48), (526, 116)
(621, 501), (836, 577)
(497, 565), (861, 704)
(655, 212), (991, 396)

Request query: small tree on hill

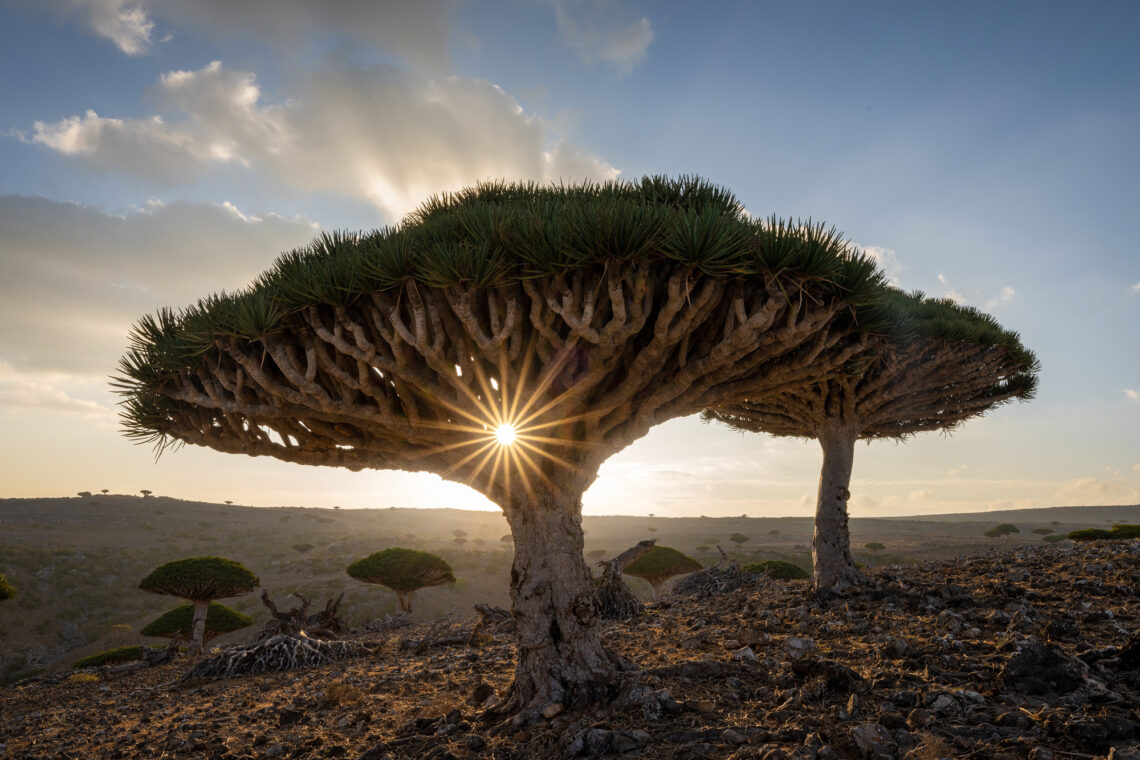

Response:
(729, 533), (749, 550)
(347, 548), (455, 613)
(0, 573), (14, 601)
(623, 546), (701, 596)
(292, 543), (315, 554)
(863, 542), (885, 553)
(77, 491), (92, 498)
(985, 523), (1020, 539)
(706, 290), (1038, 591)
(139, 557), (259, 654)
(140, 489), (153, 498)
(142, 602), (253, 645)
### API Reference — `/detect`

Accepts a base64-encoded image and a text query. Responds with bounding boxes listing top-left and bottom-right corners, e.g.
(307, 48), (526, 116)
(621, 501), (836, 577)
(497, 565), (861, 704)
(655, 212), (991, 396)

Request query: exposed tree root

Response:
(673, 552), (748, 596)
(179, 634), (370, 682)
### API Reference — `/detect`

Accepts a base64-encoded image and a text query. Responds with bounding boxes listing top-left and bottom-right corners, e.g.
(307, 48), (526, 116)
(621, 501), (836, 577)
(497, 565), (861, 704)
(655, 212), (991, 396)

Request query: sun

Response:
(494, 423), (518, 447)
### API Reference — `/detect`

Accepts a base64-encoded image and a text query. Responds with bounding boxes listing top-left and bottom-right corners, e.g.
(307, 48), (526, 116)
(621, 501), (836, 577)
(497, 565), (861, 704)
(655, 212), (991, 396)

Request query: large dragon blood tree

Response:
(115, 177), (885, 718)
(705, 290), (1039, 591)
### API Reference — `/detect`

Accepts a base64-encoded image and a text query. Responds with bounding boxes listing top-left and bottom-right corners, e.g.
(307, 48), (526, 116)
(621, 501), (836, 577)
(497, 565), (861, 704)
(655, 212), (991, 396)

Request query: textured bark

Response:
(395, 591), (414, 614)
(189, 599), (209, 655)
(496, 476), (626, 719)
(812, 426), (866, 592)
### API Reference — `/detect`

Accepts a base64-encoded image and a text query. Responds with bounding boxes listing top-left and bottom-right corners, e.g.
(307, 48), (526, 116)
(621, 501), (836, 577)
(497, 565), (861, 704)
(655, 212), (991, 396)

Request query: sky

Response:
(1, 0), (1138, 518)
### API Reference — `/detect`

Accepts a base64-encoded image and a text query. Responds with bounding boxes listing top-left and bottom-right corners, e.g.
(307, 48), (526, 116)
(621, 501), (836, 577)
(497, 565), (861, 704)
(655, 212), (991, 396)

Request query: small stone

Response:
(264, 744), (285, 759)
(469, 682), (494, 705)
(851, 723), (895, 759)
(962, 627), (983, 639)
(787, 637), (816, 660)
(277, 707), (304, 726)
(721, 729), (747, 746)
(465, 735), (486, 751)
(542, 702), (563, 719)
(733, 646), (758, 663)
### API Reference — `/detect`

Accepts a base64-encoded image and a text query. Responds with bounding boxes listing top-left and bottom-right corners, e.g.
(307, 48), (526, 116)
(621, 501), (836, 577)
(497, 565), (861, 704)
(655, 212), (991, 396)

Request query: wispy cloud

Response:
(547, 0), (654, 73)
(937, 273), (965, 304)
(32, 0), (460, 71)
(1129, 281), (1140, 295)
(985, 285), (1016, 310)
(0, 361), (112, 418)
(27, 60), (618, 220)
(1126, 389), (1140, 402)
(859, 245), (906, 286)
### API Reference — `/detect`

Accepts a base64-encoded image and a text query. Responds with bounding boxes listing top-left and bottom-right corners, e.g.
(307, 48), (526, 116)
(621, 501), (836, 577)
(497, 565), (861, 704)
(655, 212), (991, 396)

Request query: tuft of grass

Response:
(321, 679), (365, 707)
(66, 673), (101, 684)
(742, 560), (810, 580)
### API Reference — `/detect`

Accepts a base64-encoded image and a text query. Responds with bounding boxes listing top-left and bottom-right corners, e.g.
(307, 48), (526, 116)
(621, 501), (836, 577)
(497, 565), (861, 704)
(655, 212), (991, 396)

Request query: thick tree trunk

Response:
(812, 426), (867, 592)
(497, 481), (627, 720)
(189, 599), (209, 655)
(395, 591), (413, 614)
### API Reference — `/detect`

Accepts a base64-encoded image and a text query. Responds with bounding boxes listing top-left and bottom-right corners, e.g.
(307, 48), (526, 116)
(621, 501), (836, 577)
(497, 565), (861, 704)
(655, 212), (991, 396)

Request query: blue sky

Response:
(1, 0), (1137, 516)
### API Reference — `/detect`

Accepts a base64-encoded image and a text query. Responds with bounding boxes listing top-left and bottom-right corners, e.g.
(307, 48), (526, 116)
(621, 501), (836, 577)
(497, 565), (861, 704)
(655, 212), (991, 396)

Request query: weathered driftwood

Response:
(255, 590), (345, 641)
(354, 612), (413, 634)
(672, 548), (746, 596)
(181, 634), (370, 682)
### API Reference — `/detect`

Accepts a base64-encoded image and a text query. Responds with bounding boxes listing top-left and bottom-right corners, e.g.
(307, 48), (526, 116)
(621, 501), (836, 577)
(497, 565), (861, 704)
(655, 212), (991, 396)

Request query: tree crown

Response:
(623, 546), (701, 583)
(346, 548), (455, 592)
(141, 602), (253, 640)
(139, 556), (259, 601)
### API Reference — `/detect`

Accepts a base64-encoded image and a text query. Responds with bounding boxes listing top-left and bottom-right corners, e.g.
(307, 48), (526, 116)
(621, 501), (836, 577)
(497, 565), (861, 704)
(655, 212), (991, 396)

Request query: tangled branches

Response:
(180, 634), (370, 682)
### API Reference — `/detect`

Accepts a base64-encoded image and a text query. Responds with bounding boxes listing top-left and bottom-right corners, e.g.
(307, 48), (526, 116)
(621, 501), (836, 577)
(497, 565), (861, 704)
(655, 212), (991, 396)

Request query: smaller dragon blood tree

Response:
(623, 546), (702, 596)
(0, 573), (14, 601)
(706, 290), (1039, 591)
(139, 557), (259, 654)
(347, 548), (455, 614)
(141, 602), (254, 645)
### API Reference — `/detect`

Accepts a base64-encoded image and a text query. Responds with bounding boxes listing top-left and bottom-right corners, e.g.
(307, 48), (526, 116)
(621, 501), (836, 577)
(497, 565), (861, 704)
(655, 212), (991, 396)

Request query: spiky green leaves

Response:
(139, 556), (259, 602)
(0, 572), (14, 601)
(622, 546), (701, 586)
(141, 602), (253, 641)
(346, 548), (455, 593)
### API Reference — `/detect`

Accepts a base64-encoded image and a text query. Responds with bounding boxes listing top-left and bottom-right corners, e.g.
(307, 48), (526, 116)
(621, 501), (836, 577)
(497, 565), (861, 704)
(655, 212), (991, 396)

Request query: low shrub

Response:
(74, 645), (146, 669)
(743, 560), (809, 580)
(1067, 526), (1140, 541)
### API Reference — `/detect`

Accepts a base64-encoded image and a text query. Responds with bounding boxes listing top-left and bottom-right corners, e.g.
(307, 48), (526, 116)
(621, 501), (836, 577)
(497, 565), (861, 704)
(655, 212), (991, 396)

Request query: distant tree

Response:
(706, 291), (1038, 591)
(101, 489), (109, 495)
(623, 546), (701, 596)
(453, 537), (468, 546)
(452, 529), (467, 538)
(347, 548), (455, 614)
(1069, 525), (1140, 541)
(140, 489), (153, 498)
(985, 523), (1020, 539)
(0, 573), (14, 601)
(473, 538), (486, 546)
(1031, 528), (1053, 535)
(729, 533), (749, 548)
(863, 542), (885, 553)
(768, 529), (780, 537)
(225, 500), (234, 505)
(647, 513), (655, 519)
(77, 491), (92, 498)
(694, 545), (710, 553)
(332, 505), (341, 510)
(292, 543), (315, 554)
(500, 534), (513, 544)
(141, 602), (253, 644)
(139, 557), (259, 654)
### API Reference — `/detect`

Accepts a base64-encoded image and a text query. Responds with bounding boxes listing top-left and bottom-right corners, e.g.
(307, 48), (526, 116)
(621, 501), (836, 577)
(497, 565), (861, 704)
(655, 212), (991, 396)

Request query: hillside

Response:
(4, 541), (1140, 759)
(1, 496), (1136, 683)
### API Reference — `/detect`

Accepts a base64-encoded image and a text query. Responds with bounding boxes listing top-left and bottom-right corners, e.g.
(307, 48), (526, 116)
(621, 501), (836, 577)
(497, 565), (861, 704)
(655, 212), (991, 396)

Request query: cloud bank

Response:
(548, 0), (654, 73)
(28, 60), (618, 220)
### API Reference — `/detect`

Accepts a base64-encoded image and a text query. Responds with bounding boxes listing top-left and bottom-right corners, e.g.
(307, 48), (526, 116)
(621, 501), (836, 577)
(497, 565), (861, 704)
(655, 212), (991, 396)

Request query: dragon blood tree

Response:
(141, 602), (254, 645)
(139, 557), (259, 654)
(0, 573), (13, 601)
(622, 546), (702, 596)
(114, 177), (884, 718)
(705, 290), (1039, 591)
(347, 548), (455, 613)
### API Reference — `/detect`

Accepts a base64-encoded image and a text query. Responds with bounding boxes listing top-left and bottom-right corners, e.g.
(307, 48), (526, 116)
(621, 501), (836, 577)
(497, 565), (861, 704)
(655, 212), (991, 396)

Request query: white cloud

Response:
(985, 285), (1016, 310)
(859, 244), (906, 286)
(28, 60), (618, 219)
(1053, 476), (1131, 505)
(1133, 462), (1140, 472)
(936, 273), (965, 304)
(0, 195), (316, 375)
(548, 0), (654, 73)
(0, 361), (111, 418)
(1130, 281), (1140, 295)
(1126, 389), (1140, 402)
(31, 0), (460, 71)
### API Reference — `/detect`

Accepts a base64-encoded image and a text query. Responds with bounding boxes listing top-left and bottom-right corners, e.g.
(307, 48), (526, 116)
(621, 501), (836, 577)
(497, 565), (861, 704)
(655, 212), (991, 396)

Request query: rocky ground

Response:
(4, 541), (1140, 760)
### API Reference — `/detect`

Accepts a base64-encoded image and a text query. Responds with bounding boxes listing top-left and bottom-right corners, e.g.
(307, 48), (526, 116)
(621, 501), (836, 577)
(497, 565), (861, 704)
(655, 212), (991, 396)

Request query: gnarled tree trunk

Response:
(395, 591), (414, 614)
(497, 478), (627, 719)
(189, 599), (209, 655)
(812, 425), (866, 591)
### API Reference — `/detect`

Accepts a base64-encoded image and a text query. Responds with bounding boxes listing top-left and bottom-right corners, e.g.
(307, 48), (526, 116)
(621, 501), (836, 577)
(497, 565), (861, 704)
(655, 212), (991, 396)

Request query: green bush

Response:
(139, 556), (260, 601)
(623, 546), (702, 588)
(863, 542), (886, 552)
(73, 645), (147, 669)
(0, 573), (14, 601)
(742, 560), (810, 580)
(1068, 525), (1140, 541)
(141, 602), (253, 641)
(1042, 534), (1067, 543)
(984, 523), (1020, 539)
